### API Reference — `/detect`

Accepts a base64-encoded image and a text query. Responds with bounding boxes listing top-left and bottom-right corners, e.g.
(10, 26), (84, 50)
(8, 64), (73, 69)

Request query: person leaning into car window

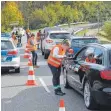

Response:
(85, 50), (96, 63)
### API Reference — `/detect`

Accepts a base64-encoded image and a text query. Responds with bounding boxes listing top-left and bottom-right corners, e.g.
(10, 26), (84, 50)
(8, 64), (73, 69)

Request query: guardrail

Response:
(58, 22), (87, 27)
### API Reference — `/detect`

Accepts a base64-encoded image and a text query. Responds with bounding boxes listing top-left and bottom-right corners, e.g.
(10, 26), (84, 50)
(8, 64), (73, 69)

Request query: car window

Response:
(94, 48), (104, 65)
(50, 33), (70, 39)
(76, 47), (87, 61)
(71, 38), (98, 47)
(76, 47), (95, 62)
(1, 40), (14, 50)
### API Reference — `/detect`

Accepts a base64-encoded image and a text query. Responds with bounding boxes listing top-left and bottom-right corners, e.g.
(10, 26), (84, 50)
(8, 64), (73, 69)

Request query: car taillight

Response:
(7, 50), (18, 56)
(100, 70), (111, 80)
(46, 39), (53, 43)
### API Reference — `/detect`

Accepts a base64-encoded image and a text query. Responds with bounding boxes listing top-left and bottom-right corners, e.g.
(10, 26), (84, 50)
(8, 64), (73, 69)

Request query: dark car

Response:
(71, 36), (99, 55)
(63, 43), (111, 110)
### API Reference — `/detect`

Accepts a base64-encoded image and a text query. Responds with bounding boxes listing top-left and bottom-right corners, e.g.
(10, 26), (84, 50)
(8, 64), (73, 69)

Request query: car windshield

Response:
(1, 40), (14, 50)
(109, 50), (111, 65)
(71, 38), (98, 46)
(50, 33), (70, 39)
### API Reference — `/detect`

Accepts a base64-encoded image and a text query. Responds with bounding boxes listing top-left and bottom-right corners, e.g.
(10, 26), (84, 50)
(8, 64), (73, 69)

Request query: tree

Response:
(103, 21), (111, 40)
(1, 1), (24, 32)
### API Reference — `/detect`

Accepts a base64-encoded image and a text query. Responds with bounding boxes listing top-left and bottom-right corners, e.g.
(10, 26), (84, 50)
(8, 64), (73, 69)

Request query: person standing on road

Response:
(28, 33), (40, 68)
(36, 30), (41, 49)
(47, 40), (70, 96)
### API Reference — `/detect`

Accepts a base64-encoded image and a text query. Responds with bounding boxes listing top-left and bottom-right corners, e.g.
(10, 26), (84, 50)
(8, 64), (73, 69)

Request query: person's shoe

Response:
(34, 65), (40, 68)
(55, 89), (66, 96)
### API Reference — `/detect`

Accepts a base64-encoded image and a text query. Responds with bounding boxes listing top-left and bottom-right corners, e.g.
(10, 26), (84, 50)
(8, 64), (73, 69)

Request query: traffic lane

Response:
(1, 86), (89, 111)
(2, 61), (108, 110)
(2, 74), (109, 111)
(1, 71), (90, 111)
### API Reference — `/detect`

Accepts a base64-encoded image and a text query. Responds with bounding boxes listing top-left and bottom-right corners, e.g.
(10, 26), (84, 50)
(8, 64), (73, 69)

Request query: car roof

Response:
(44, 27), (62, 32)
(87, 43), (111, 50)
(1, 37), (11, 41)
(71, 36), (97, 39)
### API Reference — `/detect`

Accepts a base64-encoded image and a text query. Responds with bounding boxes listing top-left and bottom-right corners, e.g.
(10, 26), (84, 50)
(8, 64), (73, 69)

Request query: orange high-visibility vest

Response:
(27, 38), (37, 52)
(47, 44), (65, 68)
(85, 57), (96, 63)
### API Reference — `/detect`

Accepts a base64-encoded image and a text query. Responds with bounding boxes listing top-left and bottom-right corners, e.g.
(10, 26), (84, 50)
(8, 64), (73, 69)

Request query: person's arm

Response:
(53, 47), (65, 59)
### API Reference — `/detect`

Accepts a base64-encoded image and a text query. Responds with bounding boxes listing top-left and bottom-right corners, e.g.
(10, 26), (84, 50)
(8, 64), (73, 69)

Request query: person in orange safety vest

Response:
(47, 40), (70, 96)
(28, 33), (40, 68)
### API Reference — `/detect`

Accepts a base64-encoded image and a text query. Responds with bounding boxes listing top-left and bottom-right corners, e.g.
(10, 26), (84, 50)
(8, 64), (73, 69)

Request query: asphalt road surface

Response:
(1, 25), (109, 111)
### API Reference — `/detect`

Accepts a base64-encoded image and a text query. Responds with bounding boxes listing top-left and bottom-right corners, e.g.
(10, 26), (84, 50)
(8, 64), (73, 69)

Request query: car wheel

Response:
(44, 50), (49, 59)
(15, 67), (20, 73)
(84, 80), (98, 110)
(42, 50), (44, 55)
(63, 68), (70, 88)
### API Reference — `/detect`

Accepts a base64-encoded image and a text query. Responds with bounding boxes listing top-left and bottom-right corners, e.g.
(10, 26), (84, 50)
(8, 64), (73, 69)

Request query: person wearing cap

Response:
(28, 33), (40, 68)
(47, 40), (70, 96)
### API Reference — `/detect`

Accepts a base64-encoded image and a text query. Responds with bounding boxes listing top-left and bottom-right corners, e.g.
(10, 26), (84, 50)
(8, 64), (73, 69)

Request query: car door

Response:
(69, 47), (95, 89)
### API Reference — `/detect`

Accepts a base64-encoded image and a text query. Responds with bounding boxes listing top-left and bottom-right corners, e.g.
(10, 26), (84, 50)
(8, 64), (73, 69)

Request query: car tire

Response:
(63, 68), (70, 89)
(83, 80), (98, 110)
(42, 50), (44, 55)
(44, 50), (49, 59)
(15, 67), (20, 73)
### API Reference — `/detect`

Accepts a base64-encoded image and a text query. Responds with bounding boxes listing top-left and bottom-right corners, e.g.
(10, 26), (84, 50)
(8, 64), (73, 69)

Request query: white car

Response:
(1, 36), (20, 73)
(42, 30), (71, 59)
(11, 27), (25, 36)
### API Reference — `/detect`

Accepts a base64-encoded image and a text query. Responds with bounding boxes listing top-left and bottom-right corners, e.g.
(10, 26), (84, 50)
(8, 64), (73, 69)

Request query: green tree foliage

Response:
(1, 1), (111, 31)
(1, 2), (24, 32)
(103, 21), (111, 40)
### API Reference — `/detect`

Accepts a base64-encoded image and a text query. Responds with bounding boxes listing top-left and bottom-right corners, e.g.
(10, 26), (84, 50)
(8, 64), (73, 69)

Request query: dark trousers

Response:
(48, 64), (61, 89)
(31, 51), (38, 66)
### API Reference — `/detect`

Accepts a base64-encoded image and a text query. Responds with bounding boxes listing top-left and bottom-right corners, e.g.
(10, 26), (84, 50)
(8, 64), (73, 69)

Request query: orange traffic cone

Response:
(59, 99), (65, 111)
(28, 55), (32, 66)
(24, 48), (30, 59)
(26, 62), (36, 86)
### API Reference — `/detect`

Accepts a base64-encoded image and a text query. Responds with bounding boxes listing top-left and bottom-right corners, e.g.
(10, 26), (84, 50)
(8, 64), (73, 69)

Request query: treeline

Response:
(1, 1), (111, 31)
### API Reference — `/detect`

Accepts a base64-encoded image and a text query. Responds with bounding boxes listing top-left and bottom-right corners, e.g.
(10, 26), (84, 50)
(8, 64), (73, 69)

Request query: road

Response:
(1, 25), (108, 111)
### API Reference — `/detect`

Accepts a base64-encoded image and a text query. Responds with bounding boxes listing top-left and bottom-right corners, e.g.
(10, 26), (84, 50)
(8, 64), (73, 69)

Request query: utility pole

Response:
(27, 17), (29, 29)
(97, 6), (100, 33)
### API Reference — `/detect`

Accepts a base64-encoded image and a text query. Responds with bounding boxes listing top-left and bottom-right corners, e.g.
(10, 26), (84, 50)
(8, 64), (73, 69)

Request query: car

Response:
(42, 30), (72, 59)
(41, 27), (62, 52)
(1, 37), (20, 73)
(11, 27), (25, 36)
(70, 36), (99, 55)
(63, 43), (111, 110)
(1, 33), (11, 38)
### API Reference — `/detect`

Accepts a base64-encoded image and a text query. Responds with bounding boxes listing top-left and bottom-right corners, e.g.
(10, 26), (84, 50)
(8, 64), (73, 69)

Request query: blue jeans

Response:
(31, 51), (38, 66)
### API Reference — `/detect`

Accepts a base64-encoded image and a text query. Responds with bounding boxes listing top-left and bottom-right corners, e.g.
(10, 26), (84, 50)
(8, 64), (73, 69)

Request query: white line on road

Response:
(39, 78), (51, 93)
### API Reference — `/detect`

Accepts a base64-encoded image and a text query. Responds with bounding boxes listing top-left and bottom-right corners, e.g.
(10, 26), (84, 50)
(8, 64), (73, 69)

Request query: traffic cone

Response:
(59, 99), (65, 111)
(24, 48), (30, 59)
(28, 55), (32, 66)
(26, 62), (36, 86)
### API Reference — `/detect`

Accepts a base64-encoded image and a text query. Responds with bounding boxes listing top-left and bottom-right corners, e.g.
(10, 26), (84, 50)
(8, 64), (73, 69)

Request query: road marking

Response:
(39, 78), (50, 93)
